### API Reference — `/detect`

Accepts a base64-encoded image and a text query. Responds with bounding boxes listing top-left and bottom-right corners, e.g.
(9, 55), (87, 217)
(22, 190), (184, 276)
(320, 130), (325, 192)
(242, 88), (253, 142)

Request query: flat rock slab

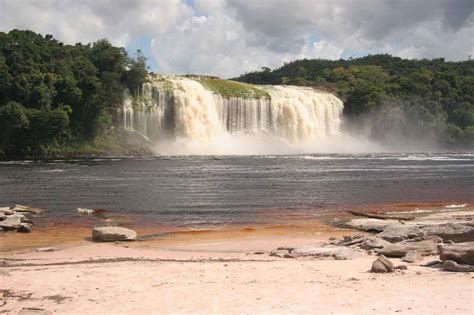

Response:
(291, 246), (364, 260)
(378, 223), (474, 243)
(0, 216), (22, 230)
(18, 308), (51, 315)
(92, 227), (137, 242)
(378, 239), (438, 258)
(11, 205), (45, 214)
(344, 219), (396, 232)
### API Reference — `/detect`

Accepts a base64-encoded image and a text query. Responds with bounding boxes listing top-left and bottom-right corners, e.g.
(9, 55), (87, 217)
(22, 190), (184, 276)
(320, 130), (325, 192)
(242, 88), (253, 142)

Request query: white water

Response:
(122, 75), (351, 155)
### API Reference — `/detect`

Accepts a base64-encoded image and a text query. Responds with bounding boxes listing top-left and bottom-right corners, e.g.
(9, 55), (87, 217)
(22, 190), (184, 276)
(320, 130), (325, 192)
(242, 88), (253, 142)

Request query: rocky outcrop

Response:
(438, 242), (474, 265)
(344, 219), (396, 232)
(0, 205), (43, 233)
(92, 226), (137, 242)
(270, 245), (364, 260)
(378, 223), (474, 243)
(378, 239), (438, 257)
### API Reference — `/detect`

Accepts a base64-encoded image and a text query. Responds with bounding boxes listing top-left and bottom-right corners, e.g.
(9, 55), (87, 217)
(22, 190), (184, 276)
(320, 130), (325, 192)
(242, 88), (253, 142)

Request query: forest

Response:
(1, 30), (473, 158)
(235, 55), (474, 147)
(0, 30), (147, 157)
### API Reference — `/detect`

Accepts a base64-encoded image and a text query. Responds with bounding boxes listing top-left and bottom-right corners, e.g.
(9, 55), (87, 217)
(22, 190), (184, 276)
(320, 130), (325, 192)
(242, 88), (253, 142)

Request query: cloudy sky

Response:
(1, 0), (473, 78)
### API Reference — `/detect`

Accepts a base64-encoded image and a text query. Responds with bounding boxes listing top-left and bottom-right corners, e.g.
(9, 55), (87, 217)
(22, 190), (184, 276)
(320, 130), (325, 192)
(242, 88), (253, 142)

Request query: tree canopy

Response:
(0, 30), (147, 157)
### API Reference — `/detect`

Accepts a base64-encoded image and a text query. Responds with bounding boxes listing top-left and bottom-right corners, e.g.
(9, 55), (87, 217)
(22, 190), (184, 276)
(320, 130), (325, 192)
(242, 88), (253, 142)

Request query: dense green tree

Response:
(0, 30), (148, 157)
(0, 101), (29, 155)
(235, 54), (473, 147)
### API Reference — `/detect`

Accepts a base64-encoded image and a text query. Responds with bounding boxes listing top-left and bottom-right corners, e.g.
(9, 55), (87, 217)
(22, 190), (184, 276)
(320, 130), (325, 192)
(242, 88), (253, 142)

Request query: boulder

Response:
(371, 255), (394, 273)
(438, 242), (474, 265)
(442, 260), (474, 272)
(0, 216), (22, 230)
(378, 239), (437, 257)
(401, 250), (423, 263)
(92, 226), (137, 242)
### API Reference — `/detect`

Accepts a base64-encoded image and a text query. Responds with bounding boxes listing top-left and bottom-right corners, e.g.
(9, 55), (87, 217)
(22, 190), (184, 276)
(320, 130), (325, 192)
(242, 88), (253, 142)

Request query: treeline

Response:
(235, 54), (474, 147)
(0, 30), (147, 157)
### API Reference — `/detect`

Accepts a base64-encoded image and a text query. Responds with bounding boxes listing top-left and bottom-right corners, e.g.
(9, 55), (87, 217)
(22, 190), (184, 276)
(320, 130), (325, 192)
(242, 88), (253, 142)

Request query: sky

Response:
(0, 0), (473, 78)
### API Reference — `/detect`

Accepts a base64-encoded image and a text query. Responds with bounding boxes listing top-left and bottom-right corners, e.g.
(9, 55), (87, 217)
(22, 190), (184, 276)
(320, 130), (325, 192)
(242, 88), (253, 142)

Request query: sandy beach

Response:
(1, 212), (473, 315)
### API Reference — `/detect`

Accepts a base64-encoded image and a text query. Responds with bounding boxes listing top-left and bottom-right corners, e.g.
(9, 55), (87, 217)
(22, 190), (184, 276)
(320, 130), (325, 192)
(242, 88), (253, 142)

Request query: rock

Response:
(292, 245), (364, 260)
(270, 250), (289, 257)
(442, 260), (474, 272)
(394, 265), (408, 270)
(345, 218), (396, 232)
(74, 208), (95, 215)
(0, 212), (5, 221)
(283, 254), (295, 258)
(0, 216), (22, 230)
(36, 247), (58, 252)
(11, 205), (45, 214)
(378, 222), (474, 243)
(407, 235), (444, 243)
(377, 223), (418, 242)
(378, 239), (438, 258)
(338, 235), (367, 246)
(371, 255), (394, 273)
(277, 247), (295, 253)
(438, 242), (474, 265)
(401, 250), (423, 263)
(18, 307), (51, 315)
(360, 237), (392, 250)
(92, 226), (137, 242)
(17, 223), (32, 233)
(422, 260), (441, 267)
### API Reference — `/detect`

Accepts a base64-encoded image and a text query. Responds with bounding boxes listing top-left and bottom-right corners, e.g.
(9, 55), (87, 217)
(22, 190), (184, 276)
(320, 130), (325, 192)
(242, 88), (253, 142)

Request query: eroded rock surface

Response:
(92, 226), (137, 242)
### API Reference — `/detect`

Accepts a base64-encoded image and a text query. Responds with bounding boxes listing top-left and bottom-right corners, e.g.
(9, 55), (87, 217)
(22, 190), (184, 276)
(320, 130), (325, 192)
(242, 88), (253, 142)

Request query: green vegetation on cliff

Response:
(191, 75), (269, 99)
(235, 55), (474, 146)
(0, 30), (147, 158)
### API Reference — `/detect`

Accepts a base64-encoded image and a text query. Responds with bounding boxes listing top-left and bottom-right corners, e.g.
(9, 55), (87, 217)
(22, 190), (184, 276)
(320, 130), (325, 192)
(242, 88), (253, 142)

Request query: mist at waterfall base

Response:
(123, 76), (442, 155)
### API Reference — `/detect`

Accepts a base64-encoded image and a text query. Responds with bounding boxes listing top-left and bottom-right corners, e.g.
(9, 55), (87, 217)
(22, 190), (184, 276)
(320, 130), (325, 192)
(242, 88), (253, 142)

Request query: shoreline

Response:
(1, 204), (473, 314)
(1, 201), (473, 253)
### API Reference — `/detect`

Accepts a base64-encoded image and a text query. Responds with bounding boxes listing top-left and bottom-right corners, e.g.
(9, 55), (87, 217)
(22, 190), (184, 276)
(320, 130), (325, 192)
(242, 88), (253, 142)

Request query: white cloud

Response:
(1, 0), (472, 78)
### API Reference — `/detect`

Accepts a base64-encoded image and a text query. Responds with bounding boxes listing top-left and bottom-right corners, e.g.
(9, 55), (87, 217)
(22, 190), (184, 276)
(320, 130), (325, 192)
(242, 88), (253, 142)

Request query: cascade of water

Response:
(266, 86), (343, 142)
(121, 75), (344, 146)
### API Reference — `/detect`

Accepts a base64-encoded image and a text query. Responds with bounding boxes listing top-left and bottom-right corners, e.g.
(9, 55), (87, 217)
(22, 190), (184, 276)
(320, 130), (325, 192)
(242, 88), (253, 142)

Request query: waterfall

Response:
(121, 75), (344, 152)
